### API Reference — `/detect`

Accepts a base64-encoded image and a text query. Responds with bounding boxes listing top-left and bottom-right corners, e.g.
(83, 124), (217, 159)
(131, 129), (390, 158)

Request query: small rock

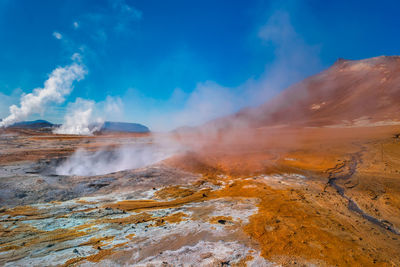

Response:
(16, 192), (27, 199)
(200, 252), (212, 259)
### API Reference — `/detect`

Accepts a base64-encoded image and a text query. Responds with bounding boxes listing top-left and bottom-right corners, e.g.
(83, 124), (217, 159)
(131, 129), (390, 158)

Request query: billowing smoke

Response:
(53, 98), (103, 135)
(55, 140), (181, 176)
(118, 10), (321, 132)
(0, 58), (86, 128)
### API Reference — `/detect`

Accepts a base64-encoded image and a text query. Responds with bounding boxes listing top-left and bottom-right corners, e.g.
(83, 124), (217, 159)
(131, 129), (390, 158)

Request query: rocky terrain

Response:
(0, 129), (269, 266)
(1, 56), (400, 266)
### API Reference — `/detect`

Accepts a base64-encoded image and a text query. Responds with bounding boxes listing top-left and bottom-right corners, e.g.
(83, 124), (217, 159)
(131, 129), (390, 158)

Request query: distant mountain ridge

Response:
(99, 121), (150, 133)
(1, 120), (150, 133)
(9, 120), (55, 129)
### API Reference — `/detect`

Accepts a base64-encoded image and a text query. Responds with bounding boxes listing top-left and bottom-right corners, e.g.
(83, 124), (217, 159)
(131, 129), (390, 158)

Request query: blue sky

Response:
(0, 0), (400, 130)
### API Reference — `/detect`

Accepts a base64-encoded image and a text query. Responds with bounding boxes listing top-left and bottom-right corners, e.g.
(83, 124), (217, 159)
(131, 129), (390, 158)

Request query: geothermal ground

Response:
(2, 55), (400, 267)
(1, 123), (400, 266)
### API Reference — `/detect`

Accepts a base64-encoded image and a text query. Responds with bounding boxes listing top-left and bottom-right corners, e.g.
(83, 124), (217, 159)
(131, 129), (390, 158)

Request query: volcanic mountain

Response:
(212, 56), (400, 129)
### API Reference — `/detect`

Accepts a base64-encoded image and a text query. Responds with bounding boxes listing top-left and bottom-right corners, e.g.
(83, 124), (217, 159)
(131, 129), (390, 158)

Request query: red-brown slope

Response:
(213, 56), (400, 129)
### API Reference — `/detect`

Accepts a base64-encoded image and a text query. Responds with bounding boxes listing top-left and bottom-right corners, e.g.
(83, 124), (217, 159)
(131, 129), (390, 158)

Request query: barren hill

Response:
(213, 56), (400, 129)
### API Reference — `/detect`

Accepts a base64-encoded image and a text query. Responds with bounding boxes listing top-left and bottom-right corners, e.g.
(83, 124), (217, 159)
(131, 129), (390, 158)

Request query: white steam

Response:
(55, 142), (179, 176)
(53, 98), (103, 135)
(0, 59), (86, 128)
(119, 9), (321, 131)
(53, 96), (124, 135)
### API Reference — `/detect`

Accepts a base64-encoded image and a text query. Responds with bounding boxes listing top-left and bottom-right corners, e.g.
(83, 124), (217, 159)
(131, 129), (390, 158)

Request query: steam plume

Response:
(56, 141), (180, 176)
(53, 98), (103, 135)
(119, 10), (320, 131)
(0, 59), (86, 128)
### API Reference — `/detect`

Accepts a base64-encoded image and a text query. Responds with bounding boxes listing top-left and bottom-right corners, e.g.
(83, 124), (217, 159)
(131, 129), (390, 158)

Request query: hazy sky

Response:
(0, 0), (399, 130)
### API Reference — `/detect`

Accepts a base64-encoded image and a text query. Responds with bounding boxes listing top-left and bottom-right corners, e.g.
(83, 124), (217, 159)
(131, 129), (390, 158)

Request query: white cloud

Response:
(73, 21), (79, 29)
(0, 57), (87, 127)
(53, 31), (63, 40)
(71, 52), (82, 62)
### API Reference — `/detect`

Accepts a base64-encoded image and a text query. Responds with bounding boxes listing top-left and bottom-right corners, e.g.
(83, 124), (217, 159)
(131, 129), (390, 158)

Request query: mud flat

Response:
(170, 124), (400, 266)
(1, 125), (400, 266)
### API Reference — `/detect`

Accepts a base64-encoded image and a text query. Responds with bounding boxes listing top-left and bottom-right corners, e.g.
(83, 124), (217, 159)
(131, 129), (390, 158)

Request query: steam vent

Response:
(1, 1), (400, 266)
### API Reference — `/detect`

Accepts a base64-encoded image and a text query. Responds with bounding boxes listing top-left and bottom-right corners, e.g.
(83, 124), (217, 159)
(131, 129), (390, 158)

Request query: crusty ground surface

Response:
(1, 126), (400, 266)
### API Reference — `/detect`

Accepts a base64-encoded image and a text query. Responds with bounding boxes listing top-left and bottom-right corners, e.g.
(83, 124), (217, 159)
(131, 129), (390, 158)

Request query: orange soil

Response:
(153, 185), (195, 200)
(2, 125), (400, 266)
(167, 125), (400, 265)
(104, 189), (211, 212)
